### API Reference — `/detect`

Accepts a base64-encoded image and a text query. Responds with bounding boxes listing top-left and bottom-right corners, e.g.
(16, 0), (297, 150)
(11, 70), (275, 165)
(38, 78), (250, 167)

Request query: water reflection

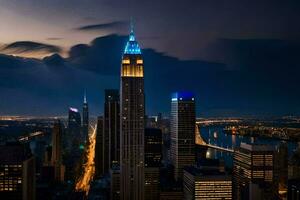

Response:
(199, 126), (298, 168)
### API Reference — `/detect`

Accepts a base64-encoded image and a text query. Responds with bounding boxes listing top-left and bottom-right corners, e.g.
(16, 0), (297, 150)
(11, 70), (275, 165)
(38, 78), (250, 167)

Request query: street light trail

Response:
(75, 124), (97, 195)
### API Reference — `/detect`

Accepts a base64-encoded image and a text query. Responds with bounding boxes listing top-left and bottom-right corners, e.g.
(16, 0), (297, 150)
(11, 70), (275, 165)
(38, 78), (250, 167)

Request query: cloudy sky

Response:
(0, 0), (299, 117)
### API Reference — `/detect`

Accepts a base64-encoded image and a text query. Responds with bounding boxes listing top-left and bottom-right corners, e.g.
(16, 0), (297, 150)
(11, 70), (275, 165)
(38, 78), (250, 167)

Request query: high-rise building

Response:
(82, 92), (89, 140)
(0, 142), (36, 200)
(51, 120), (65, 182)
(233, 142), (278, 200)
(120, 26), (145, 200)
(94, 116), (107, 178)
(183, 166), (232, 200)
(170, 92), (196, 180)
(104, 89), (120, 168)
(144, 128), (162, 200)
(67, 107), (81, 150)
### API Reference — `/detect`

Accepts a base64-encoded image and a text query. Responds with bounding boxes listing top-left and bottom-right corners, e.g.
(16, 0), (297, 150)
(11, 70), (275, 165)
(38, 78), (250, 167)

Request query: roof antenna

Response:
(129, 17), (135, 41)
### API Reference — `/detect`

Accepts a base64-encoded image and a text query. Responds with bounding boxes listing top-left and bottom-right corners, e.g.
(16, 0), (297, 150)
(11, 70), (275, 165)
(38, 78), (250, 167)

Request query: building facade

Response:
(95, 116), (107, 178)
(120, 28), (145, 200)
(233, 142), (278, 200)
(144, 128), (162, 200)
(51, 120), (64, 182)
(67, 107), (81, 150)
(0, 142), (35, 200)
(170, 92), (196, 180)
(183, 166), (232, 200)
(104, 89), (120, 168)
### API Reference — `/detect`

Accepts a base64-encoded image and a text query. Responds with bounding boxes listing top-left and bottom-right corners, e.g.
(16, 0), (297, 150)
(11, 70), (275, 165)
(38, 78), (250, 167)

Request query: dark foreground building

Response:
(0, 142), (35, 200)
(233, 142), (278, 200)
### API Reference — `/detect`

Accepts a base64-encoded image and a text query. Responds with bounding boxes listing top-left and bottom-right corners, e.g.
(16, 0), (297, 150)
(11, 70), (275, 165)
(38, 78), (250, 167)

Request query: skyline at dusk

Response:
(0, 0), (300, 117)
(1, 1), (300, 200)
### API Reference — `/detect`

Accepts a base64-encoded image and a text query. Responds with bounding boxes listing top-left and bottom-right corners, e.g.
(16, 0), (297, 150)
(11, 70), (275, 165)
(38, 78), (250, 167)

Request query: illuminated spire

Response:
(124, 18), (141, 55)
(129, 18), (135, 41)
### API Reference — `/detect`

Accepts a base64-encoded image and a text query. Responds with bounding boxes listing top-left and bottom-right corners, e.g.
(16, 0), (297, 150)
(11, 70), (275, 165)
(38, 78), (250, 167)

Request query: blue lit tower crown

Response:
(121, 28), (143, 77)
(120, 25), (145, 200)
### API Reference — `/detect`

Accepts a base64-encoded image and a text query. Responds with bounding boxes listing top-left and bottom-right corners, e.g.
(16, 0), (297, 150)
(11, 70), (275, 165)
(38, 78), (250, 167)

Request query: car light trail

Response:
(75, 125), (97, 195)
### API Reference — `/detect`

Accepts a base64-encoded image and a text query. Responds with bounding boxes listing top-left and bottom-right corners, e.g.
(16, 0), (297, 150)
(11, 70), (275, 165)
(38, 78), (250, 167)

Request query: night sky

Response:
(0, 0), (299, 117)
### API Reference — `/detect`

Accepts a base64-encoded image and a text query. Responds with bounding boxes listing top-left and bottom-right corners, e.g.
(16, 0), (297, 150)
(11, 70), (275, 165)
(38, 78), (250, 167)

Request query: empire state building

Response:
(120, 27), (145, 200)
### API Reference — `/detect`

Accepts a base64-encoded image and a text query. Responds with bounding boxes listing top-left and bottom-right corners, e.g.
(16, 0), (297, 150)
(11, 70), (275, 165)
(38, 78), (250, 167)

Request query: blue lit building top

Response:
(171, 91), (195, 101)
(124, 29), (142, 55)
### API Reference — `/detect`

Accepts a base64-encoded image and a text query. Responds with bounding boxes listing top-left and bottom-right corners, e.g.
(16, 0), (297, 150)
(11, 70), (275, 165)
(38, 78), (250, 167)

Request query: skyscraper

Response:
(170, 92), (196, 180)
(0, 142), (35, 200)
(82, 92), (89, 140)
(67, 107), (81, 150)
(104, 89), (120, 167)
(51, 120), (64, 182)
(120, 26), (145, 200)
(94, 116), (107, 178)
(66, 107), (82, 181)
(233, 142), (278, 200)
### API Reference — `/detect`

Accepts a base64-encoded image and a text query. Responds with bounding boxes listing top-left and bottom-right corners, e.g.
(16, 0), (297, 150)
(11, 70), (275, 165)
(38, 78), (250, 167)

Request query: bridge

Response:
(195, 124), (234, 153)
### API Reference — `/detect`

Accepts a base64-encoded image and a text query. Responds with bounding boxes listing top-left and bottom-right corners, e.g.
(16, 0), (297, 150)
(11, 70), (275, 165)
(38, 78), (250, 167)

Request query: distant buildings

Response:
(120, 27), (145, 200)
(82, 92), (89, 141)
(0, 142), (35, 200)
(233, 142), (278, 200)
(183, 166), (232, 200)
(170, 92), (196, 180)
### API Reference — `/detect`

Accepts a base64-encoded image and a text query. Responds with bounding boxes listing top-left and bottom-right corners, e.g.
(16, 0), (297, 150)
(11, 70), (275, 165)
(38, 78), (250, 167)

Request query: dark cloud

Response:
(1, 41), (61, 54)
(0, 34), (299, 117)
(75, 21), (128, 32)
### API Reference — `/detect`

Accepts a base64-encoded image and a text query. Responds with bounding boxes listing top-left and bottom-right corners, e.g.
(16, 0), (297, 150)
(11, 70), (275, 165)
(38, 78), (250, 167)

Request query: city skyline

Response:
(0, 15), (300, 199)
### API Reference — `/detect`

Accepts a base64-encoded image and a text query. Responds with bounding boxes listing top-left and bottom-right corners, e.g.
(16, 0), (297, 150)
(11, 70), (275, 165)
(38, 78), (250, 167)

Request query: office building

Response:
(67, 107), (81, 149)
(0, 142), (35, 200)
(170, 92), (196, 180)
(95, 116), (107, 178)
(233, 142), (278, 200)
(183, 166), (232, 200)
(51, 120), (65, 182)
(104, 89), (120, 167)
(144, 128), (162, 200)
(120, 26), (145, 200)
